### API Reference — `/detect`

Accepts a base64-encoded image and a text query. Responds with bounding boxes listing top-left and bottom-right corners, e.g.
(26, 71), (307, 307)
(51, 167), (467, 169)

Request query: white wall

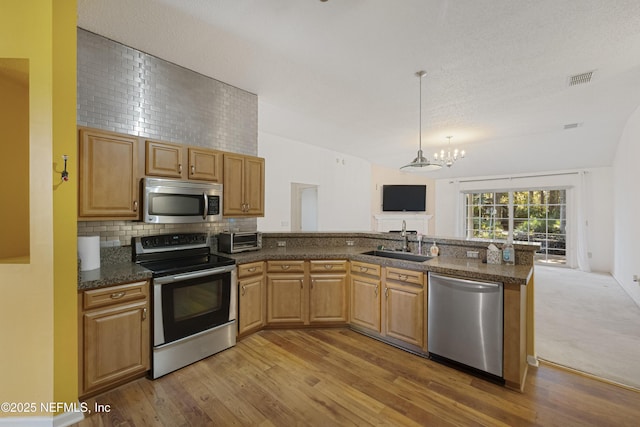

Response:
(370, 164), (436, 233)
(434, 168), (614, 273)
(257, 132), (371, 231)
(612, 105), (640, 306)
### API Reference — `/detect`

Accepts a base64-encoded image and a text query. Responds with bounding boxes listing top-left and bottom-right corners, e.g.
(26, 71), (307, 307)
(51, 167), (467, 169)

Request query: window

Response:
(465, 189), (567, 264)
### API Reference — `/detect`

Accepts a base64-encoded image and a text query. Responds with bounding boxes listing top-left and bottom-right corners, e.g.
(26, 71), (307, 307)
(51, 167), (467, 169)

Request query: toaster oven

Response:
(217, 232), (262, 253)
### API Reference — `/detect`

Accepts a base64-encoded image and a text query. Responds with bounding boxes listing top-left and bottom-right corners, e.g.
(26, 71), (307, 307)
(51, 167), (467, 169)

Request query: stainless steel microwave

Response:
(142, 177), (223, 224)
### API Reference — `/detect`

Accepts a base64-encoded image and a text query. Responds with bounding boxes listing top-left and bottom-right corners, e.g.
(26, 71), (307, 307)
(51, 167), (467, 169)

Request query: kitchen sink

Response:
(361, 250), (434, 263)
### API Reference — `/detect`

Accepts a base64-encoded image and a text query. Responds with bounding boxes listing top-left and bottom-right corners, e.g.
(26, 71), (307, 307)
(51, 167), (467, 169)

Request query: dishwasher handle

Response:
(429, 273), (501, 292)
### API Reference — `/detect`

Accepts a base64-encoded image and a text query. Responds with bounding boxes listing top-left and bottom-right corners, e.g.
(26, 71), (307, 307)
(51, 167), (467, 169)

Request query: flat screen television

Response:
(382, 185), (426, 212)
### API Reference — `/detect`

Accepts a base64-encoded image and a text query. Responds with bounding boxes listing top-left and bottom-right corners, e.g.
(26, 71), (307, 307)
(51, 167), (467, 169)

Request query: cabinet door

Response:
(309, 273), (348, 324)
(222, 153), (245, 216)
(350, 275), (381, 332)
(384, 282), (424, 348)
(145, 140), (184, 178)
(83, 300), (149, 393)
(244, 155), (265, 216)
(238, 275), (266, 336)
(188, 148), (222, 182)
(267, 274), (306, 324)
(79, 128), (139, 219)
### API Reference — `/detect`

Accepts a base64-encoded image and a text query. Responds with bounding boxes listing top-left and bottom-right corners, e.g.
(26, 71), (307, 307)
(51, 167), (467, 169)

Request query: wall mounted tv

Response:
(382, 185), (426, 212)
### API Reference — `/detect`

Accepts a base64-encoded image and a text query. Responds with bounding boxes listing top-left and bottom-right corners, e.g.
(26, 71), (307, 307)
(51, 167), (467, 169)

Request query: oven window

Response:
(160, 271), (232, 344)
(173, 282), (221, 322)
(149, 194), (203, 216)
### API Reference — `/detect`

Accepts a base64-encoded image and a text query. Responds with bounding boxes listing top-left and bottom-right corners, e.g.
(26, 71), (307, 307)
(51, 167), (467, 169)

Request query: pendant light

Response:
(401, 71), (442, 172)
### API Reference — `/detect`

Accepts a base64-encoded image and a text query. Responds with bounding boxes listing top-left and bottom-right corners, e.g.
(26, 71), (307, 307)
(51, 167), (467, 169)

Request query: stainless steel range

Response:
(132, 233), (237, 379)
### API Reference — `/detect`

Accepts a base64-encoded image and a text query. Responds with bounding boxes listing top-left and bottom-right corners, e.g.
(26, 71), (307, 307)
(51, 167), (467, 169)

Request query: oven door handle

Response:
(154, 266), (234, 285)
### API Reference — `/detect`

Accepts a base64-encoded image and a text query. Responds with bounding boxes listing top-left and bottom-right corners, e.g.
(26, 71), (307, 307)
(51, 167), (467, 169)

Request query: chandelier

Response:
(434, 136), (465, 168)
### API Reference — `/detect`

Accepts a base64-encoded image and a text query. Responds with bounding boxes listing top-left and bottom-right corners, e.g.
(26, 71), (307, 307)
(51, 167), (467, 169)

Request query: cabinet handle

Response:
(110, 291), (125, 299)
(179, 163), (183, 174)
(281, 265), (290, 270)
(385, 287), (389, 298)
(359, 266), (368, 272)
(311, 279), (315, 289)
(142, 307), (147, 320)
(248, 267), (256, 272)
(374, 284), (378, 296)
(324, 264), (333, 270)
(241, 285), (246, 296)
(191, 165), (195, 175)
(399, 274), (409, 281)
(133, 200), (138, 212)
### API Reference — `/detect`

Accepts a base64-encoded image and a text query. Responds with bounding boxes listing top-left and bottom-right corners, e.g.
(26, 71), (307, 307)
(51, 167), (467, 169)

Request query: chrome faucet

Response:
(401, 220), (408, 252)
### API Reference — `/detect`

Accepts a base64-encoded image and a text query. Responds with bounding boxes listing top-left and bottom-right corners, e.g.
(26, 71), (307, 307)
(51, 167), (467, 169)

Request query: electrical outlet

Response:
(634, 275), (639, 283)
(277, 241), (286, 247)
(346, 240), (355, 246)
(466, 251), (479, 259)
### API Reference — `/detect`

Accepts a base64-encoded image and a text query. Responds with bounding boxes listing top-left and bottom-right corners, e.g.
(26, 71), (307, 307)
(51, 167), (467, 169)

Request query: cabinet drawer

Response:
(267, 260), (305, 273)
(83, 281), (148, 310)
(309, 260), (347, 273)
(385, 267), (424, 287)
(350, 261), (381, 277)
(238, 261), (265, 278)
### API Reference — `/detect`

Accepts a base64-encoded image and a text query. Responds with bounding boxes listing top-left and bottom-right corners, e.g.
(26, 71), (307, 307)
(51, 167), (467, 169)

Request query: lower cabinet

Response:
(265, 259), (349, 326)
(309, 260), (349, 324)
(383, 267), (425, 349)
(350, 262), (426, 352)
(349, 261), (382, 332)
(237, 261), (266, 337)
(78, 281), (150, 398)
(266, 260), (307, 325)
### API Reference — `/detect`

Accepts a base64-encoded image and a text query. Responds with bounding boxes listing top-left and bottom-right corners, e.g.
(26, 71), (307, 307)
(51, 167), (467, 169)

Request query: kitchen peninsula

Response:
(79, 232), (537, 394)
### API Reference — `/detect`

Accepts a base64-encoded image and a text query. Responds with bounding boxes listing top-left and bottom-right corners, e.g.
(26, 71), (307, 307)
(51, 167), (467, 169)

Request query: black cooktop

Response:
(132, 233), (235, 277)
(140, 253), (236, 277)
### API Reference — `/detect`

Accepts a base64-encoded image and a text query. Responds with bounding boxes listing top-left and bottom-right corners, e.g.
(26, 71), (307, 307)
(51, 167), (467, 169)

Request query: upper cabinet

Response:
(223, 153), (265, 217)
(145, 140), (222, 182)
(78, 127), (140, 220)
(78, 127), (262, 220)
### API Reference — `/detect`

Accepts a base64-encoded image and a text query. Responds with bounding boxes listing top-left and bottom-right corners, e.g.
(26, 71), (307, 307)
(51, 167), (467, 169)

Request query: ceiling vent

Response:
(563, 122), (582, 130)
(568, 71), (594, 87)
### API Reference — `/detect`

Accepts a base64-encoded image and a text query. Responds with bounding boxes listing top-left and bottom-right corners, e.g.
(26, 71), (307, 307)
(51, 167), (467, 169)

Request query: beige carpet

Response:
(535, 266), (640, 390)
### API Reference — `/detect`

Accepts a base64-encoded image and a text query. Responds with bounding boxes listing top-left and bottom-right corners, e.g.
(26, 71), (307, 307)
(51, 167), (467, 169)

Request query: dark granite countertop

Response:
(222, 246), (533, 285)
(78, 241), (534, 291)
(78, 262), (152, 291)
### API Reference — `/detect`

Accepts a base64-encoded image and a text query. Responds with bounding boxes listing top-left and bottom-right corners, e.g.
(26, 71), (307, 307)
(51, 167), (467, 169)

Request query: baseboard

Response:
(0, 405), (85, 427)
(538, 358), (640, 393)
(54, 408), (85, 427)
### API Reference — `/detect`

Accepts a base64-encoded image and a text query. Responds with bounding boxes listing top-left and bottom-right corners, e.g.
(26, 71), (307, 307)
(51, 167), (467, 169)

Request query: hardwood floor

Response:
(73, 328), (640, 426)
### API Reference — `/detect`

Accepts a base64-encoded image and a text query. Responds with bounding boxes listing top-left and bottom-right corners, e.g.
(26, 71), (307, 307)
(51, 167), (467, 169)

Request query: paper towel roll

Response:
(78, 236), (100, 271)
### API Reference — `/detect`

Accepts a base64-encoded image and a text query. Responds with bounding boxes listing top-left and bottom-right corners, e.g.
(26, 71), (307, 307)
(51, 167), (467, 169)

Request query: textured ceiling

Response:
(77, 0), (640, 178)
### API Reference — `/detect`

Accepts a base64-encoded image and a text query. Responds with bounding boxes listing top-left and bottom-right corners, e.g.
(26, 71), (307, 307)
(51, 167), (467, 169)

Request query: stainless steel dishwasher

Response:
(427, 272), (503, 379)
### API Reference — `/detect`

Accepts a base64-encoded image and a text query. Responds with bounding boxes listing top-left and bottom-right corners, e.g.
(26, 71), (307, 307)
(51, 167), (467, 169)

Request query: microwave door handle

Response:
(203, 192), (208, 220)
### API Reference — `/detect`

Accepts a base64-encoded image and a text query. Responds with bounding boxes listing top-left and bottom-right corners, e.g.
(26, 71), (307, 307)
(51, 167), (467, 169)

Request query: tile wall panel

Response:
(77, 29), (258, 246)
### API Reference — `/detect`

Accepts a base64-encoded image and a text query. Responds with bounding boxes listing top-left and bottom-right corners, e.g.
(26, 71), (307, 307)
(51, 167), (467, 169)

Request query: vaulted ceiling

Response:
(77, 0), (640, 178)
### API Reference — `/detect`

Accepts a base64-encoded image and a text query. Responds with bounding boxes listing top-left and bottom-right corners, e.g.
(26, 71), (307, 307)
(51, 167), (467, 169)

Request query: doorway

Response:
(291, 183), (318, 231)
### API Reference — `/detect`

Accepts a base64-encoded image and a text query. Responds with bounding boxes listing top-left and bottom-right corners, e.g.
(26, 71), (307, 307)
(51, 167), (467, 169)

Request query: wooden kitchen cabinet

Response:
(145, 139), (222, 182)
(349, 261), (382, 333)
(237, 261), (266, 337)
(78, 127), (140, 219)
(78, 281), (150, 398)
(223, 153), (265, 216)
(266, 260), (306, 325)
(309, 260), (349, 324)
(383, 267), (425, 349)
